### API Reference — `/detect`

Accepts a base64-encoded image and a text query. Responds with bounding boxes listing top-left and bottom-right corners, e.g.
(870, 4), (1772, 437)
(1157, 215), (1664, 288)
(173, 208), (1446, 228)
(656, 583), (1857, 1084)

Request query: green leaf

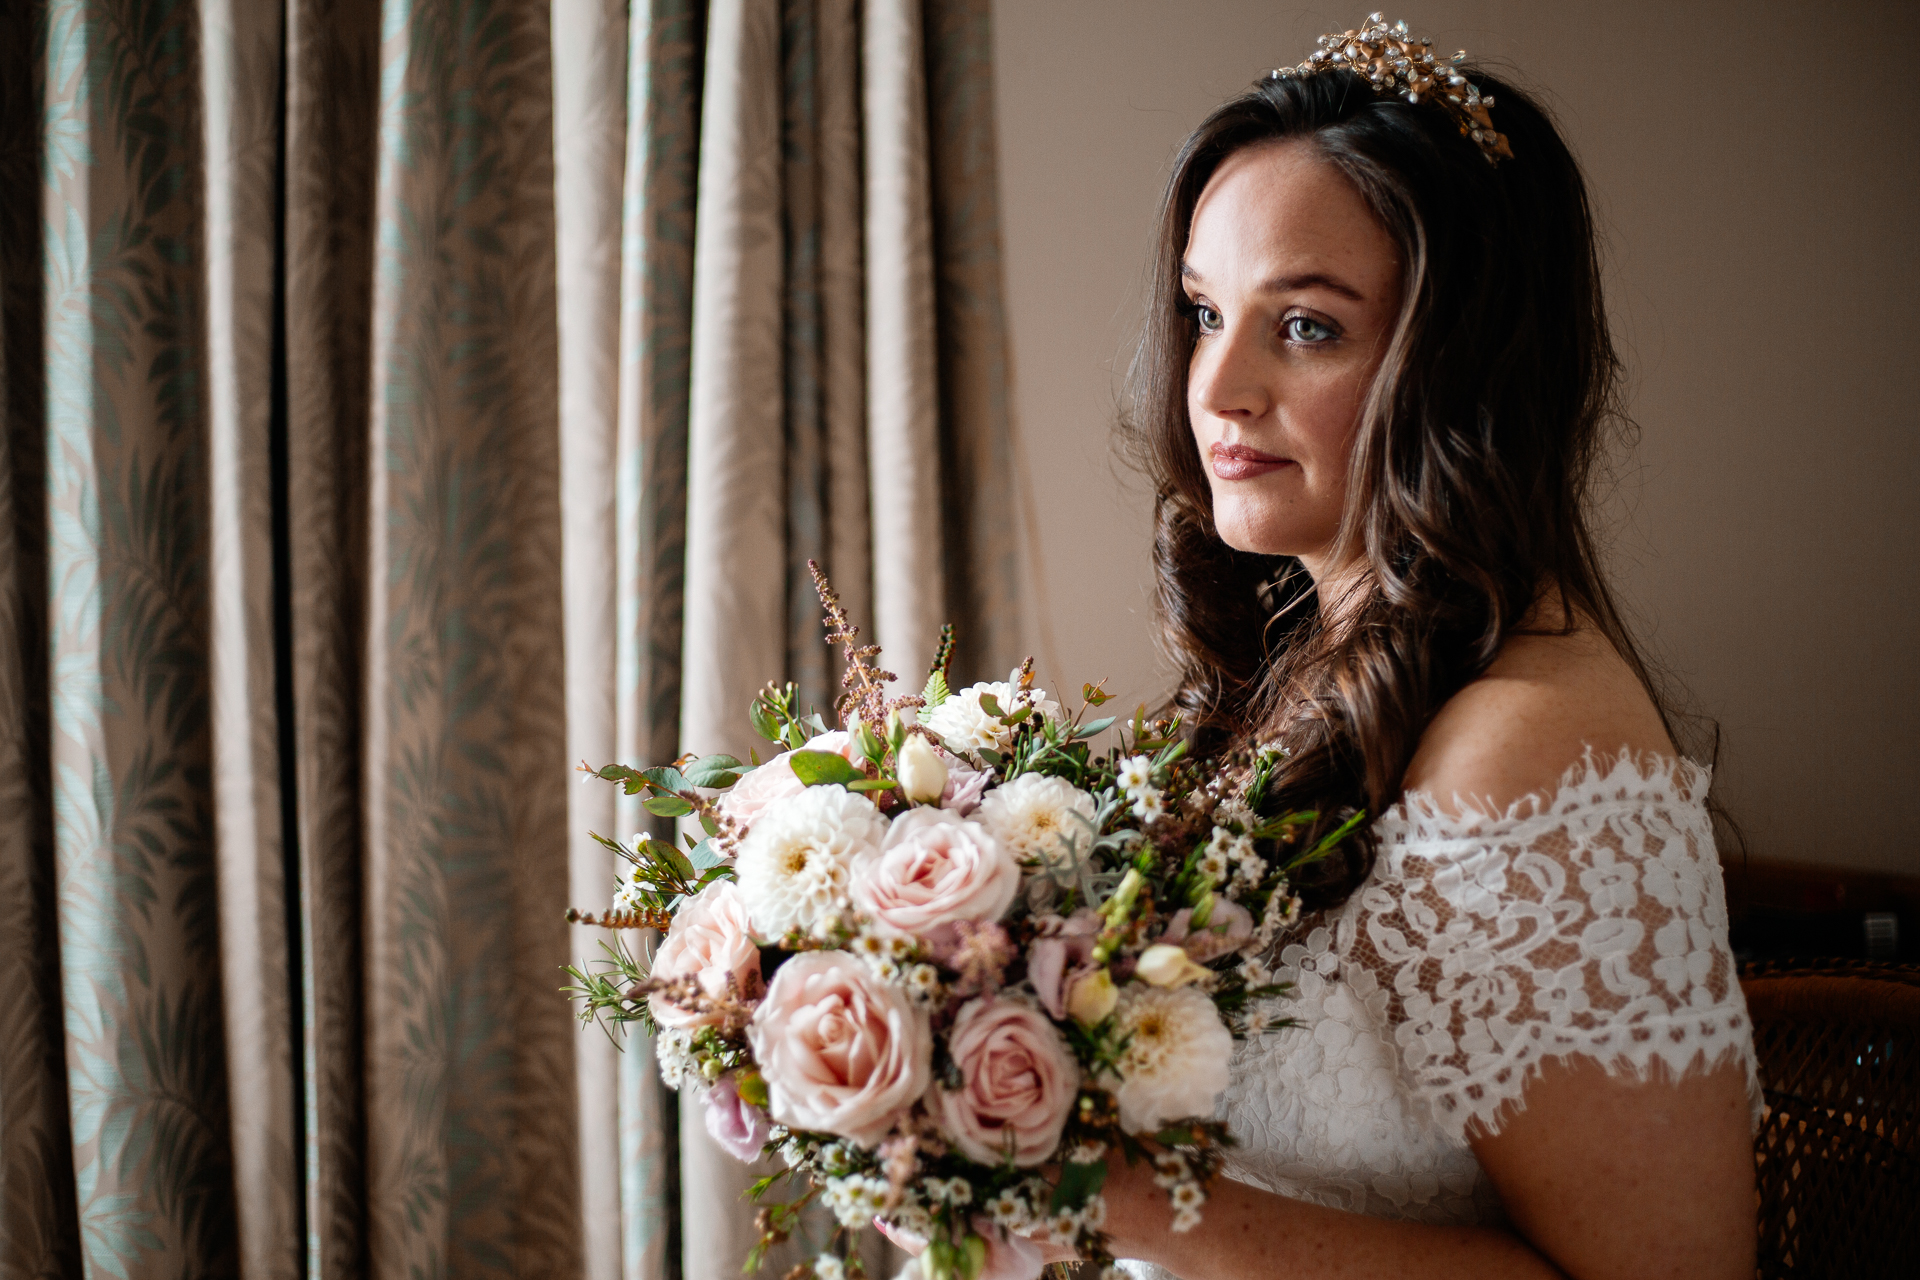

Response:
(688, 839), (726, 872)
(1082, 681), (1113, 706)
(643, 794), (694, 817)
(683, 754), (744, 788)
(922, 669), (951, 708)
(639, 838), (698, 884)
(640, 765), (688, 793)
(787, 750), (865, 787)
(1049, 1160), (1108, 1212)
(1073, 716), (1117, 741)
(977, 692), (1005, 718)
(1152, 1125), (1201, 1147)
(846, 777), (898, 793)
(749, 699), (783, 742)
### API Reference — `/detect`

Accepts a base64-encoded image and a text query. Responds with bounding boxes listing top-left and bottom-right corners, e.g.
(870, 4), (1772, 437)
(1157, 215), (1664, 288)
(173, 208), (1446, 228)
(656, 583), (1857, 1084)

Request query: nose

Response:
(1188, 318), (1272, 423)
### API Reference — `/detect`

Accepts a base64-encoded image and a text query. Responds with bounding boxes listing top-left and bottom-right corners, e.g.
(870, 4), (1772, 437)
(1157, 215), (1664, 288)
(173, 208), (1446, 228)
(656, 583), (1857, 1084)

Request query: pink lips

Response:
(1209, 441), (1294, 481)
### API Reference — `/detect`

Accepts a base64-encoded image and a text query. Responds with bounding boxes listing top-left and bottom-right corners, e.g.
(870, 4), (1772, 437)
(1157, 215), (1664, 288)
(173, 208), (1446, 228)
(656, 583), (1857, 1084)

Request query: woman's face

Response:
(1182, 139), (1403, 574)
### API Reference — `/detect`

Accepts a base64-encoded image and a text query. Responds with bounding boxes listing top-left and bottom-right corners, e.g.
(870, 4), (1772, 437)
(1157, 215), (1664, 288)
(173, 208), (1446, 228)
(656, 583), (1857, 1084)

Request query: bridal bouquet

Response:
(566, 566), (1362, 1280)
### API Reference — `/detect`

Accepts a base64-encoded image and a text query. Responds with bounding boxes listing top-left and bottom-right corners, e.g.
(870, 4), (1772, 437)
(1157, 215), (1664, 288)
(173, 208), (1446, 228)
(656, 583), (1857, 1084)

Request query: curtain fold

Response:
(0, 2), (1017, 1277)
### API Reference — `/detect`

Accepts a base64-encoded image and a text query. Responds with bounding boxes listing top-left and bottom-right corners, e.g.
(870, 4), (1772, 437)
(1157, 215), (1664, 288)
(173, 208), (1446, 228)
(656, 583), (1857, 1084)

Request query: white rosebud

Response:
(897, 734), (949, 804)
(1135, 944), (1210, 989)
(1065, 967), (1118, 1026)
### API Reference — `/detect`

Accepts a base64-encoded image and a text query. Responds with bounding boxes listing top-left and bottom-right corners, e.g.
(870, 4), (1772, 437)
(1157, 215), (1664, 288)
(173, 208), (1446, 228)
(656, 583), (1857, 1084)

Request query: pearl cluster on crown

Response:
(1269, 12), (1514, 165)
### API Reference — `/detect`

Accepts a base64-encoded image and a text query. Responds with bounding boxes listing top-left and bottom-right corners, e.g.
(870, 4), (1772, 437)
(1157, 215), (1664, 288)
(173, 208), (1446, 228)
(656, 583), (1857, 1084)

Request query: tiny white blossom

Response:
(1117, 755), (1154, 795)
(1171, 1206), (1202, 1233)
(1199, 850), (1229, 883)
(1131, 789), (1165, 821)
(906, 964), (942, 1002)
(814, 1257), (844, 1280)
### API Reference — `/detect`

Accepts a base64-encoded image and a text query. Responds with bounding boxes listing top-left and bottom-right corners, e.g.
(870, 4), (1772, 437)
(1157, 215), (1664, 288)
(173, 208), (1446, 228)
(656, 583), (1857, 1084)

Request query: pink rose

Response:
(747, 951), (930, 1145)
(702, 1073), (771, 1162)
(649, 881), (761, 1029)
(853, 809), (1018, 943)
(939, 763), (991, 816)
(875, 1218), (1047, 1280)
(929, 997), (1077, 1166)
(1026, 911), (1100, 1020)
(1160, 900), (1254, 962)
(719, 731), (859, 827)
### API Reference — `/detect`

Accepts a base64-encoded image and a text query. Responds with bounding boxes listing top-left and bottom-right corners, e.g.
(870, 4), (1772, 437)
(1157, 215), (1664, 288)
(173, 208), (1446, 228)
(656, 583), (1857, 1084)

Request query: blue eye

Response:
(1285, 315), (1337, 343)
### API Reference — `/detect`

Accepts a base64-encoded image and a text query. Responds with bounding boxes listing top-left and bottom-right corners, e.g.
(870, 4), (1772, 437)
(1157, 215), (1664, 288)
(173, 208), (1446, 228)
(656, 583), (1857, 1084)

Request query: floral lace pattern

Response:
(1210, 751), (1757, 1227)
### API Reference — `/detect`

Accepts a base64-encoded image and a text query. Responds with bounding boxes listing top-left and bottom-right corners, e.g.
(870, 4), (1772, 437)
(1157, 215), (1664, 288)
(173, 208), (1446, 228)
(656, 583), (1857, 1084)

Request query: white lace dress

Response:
(1130, 751), (1758, 1264)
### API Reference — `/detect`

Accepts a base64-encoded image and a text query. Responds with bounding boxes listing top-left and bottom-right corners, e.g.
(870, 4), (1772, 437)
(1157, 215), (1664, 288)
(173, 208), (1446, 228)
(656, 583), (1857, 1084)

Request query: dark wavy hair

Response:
(1127, 68), (1684, 909)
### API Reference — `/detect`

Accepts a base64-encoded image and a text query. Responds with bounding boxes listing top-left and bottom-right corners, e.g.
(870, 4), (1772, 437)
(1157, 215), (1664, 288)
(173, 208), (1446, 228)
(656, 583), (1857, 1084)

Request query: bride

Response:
(1040, 17), (1756, 1280)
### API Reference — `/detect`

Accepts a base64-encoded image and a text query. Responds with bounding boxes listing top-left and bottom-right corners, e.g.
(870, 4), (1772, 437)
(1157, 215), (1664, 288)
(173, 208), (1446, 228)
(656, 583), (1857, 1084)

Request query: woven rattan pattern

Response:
(1741, 960), (1919, 1277)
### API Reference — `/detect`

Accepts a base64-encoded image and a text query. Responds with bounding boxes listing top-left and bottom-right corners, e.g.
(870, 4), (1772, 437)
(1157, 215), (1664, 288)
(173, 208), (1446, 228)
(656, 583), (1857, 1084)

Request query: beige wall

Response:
(992, 0), (1918, 874)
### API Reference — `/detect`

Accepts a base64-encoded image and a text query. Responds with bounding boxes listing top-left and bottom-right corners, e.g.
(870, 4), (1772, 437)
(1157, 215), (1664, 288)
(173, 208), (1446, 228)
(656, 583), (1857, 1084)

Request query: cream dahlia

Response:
(733, 784), (887, 937)
(975, 773), (1096, 865)
(923, 678), (1061, 753)
(1109, 984), (1232, 1133)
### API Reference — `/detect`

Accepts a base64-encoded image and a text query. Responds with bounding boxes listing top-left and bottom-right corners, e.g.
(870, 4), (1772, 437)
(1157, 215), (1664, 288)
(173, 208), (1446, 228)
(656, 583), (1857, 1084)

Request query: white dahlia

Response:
(733, 785), (888, 937)
(923, 677), (1061, 753)
(975, 773), (1096, 864)
(1110, 984), (1233, 1133)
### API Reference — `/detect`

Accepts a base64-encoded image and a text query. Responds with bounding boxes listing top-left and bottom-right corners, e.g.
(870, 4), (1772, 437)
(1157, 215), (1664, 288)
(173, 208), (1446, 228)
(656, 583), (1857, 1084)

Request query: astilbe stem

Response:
(808, 559), (925, 730)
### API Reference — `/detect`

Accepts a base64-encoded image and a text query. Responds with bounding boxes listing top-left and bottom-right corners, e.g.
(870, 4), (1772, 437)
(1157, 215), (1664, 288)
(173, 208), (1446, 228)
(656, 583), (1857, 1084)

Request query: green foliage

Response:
(1048, 1161), (1107, 1212)
(787, 750), (863, 787)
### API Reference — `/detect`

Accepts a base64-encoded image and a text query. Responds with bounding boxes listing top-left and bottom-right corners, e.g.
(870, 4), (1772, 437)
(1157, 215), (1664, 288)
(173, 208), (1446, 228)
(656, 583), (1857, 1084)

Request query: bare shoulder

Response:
(1400, 618), (1674, 815)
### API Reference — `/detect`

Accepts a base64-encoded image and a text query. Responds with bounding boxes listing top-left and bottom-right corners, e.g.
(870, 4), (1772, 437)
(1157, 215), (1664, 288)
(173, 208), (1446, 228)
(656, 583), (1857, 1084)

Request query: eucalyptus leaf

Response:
(1072, 716), (1117, 740)
(845, 777), (898, 793)
(643, 795), (694, 817)
(683, 754), (744, 788)
(640, 765), (688, 793)
(788, 750), (865, 787)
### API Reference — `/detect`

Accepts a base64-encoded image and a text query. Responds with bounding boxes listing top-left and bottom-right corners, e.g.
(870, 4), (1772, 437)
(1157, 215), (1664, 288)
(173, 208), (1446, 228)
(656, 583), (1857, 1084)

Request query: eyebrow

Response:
(1179, 262), (1366, 302)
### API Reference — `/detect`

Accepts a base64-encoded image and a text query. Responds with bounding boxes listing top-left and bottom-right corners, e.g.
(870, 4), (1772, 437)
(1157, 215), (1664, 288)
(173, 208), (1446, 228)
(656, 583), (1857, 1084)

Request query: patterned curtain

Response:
(0, 1), (1016, 1279)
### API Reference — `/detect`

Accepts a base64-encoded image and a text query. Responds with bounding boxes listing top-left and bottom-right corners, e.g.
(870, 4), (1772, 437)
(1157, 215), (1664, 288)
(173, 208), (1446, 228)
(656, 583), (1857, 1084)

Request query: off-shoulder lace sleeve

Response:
(1347, 751), (1758, 1142)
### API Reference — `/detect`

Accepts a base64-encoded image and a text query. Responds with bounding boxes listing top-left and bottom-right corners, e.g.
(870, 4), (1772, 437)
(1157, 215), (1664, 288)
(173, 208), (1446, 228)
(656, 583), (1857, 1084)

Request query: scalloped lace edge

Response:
(1417, 1009), (1763, 1144)
(1378, 747), (1714, 841)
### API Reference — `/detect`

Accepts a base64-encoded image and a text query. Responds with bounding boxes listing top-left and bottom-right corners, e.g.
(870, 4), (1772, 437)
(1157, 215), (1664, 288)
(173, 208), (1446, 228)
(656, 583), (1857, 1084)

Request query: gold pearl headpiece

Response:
(1269, 12), (1513, 165)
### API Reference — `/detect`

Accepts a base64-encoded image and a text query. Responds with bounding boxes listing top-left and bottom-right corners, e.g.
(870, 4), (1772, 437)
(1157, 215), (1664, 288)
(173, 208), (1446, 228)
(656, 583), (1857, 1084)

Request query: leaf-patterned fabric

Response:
(0, 2), (1016, 1277)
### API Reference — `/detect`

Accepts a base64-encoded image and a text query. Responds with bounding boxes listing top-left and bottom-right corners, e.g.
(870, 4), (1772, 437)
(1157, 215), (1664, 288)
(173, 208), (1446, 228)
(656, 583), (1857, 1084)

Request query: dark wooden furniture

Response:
(1741, 959), (1920, 1277)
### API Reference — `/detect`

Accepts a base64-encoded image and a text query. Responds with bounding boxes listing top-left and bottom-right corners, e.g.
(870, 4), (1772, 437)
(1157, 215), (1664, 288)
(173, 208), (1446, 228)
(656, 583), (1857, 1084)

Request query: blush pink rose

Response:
(648, 880), (761, 1029)
(929, 997), (1077, 1166)
(1025, 910), (1101, 1020)
(702, 1073), (771, 1162)
(939, 763), (991, 816)
(875, 1218), (1047, 1280)
(853, 808), (1018, 943)
(719, 731), (859, 827)
(747, 950), (930, 1145)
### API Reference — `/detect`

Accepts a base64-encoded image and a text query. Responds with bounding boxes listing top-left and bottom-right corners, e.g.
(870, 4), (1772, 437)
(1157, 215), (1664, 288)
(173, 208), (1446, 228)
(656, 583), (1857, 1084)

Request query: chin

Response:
(1210, 497), (1322, 558)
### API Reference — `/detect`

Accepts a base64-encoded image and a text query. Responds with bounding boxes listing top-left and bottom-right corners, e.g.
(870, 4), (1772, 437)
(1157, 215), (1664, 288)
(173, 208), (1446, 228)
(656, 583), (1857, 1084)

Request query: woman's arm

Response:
(1094, 1048), (1753, 1280)
(1090, 623), (1755, 1280)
